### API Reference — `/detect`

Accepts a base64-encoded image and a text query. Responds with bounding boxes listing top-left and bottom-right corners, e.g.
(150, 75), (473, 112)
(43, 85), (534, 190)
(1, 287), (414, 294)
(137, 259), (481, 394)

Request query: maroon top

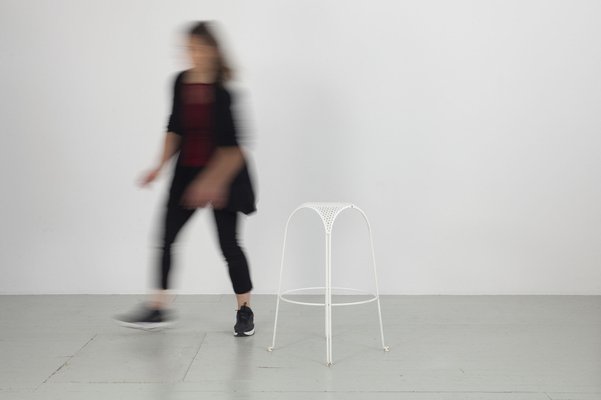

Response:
(179, 82), (215, 167)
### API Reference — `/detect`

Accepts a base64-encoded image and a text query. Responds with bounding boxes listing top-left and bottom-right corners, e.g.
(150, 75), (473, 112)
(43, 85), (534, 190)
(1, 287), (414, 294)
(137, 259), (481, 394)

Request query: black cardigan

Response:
(166, 70), (257, 215)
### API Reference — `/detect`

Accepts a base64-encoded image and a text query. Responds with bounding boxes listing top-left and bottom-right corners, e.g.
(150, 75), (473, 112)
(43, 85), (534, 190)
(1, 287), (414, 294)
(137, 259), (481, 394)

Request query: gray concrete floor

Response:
(0, 294), (599, 399)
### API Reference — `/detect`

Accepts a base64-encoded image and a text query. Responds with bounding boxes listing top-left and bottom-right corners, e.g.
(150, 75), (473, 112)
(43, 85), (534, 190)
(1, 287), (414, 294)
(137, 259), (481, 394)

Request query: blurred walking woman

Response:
(115, 21), (257, 336)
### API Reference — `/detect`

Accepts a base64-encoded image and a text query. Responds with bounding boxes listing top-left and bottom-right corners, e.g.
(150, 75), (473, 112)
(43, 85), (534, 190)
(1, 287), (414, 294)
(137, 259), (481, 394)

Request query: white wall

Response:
(1, 0), (600, 295)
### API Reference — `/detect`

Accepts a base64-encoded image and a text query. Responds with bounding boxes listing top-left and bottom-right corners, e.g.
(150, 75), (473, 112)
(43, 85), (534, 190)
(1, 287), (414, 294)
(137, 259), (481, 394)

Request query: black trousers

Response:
(157, 164), (253, 294)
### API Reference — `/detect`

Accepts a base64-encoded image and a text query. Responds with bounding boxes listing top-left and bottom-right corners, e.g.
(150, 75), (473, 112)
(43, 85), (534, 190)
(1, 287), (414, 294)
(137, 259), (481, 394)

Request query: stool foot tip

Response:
(384, 346), (390, 352)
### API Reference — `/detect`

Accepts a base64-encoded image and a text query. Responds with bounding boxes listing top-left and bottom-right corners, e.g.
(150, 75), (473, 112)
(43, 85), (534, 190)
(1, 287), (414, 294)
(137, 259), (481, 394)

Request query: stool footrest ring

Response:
(280, 286), (378, 307)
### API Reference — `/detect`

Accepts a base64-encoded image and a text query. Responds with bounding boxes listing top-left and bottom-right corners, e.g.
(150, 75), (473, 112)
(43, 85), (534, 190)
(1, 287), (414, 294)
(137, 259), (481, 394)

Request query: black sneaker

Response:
(114, 303), (175, 331)
(234, 303), (255, 337)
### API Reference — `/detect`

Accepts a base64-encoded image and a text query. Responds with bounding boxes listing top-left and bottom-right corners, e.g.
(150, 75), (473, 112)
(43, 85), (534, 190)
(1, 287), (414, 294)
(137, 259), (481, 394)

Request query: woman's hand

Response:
(138, 166), (162, 187)
(181, 177), (229, 209)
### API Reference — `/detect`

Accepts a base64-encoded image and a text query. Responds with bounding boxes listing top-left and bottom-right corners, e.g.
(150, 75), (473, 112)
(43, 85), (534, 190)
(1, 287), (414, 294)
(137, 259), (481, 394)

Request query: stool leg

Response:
(268, 291), (282, 352)
(268, 214), (294, 352)
(356, 207), (390, 352)
(368, 221), (390, 352)
(325, 232), (333, 366)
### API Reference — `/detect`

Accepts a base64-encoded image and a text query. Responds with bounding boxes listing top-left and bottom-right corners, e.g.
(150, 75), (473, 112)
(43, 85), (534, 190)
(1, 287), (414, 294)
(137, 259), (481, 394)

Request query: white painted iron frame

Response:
(267, 202), (389, 366)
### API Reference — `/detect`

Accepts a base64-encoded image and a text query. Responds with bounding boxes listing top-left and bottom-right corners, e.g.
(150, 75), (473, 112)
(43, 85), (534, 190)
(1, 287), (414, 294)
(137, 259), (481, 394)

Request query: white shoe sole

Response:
(115, 319), (175, 331)
(234, 328), (255, 337)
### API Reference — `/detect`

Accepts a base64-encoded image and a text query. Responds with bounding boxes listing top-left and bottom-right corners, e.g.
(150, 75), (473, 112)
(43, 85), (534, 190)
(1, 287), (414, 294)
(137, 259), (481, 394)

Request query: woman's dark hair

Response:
(188, 21), (233, 83)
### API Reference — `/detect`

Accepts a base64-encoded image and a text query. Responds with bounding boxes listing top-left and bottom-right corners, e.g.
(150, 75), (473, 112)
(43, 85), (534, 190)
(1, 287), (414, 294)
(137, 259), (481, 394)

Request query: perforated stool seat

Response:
(267, 202), (389, 366)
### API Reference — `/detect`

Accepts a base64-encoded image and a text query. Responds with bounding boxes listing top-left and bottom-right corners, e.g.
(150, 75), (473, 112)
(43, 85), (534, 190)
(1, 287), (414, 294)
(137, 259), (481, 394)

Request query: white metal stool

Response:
(267, 202), (389, 366)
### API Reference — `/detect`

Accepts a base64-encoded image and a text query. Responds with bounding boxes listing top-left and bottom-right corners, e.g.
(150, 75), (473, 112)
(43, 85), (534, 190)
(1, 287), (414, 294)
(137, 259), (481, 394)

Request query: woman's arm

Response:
(139, 72), (185, 187)
(156, 132), (183, 170)
(139, 132), (182, 187)
(197, 146), (244, 186)
(179, 146), (244, 208)
(160, 71), (184, 169)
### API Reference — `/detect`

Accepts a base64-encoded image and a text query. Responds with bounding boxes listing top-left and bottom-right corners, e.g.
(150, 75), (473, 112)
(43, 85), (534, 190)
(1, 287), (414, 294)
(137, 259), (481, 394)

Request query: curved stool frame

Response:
(267, 202), (390, 366)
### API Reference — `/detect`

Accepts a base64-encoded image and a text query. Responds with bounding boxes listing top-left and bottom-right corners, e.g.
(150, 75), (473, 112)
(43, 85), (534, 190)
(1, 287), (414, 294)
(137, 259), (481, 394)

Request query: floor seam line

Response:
(182, 333), (207, 382)
(34, 333), (98, 391)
